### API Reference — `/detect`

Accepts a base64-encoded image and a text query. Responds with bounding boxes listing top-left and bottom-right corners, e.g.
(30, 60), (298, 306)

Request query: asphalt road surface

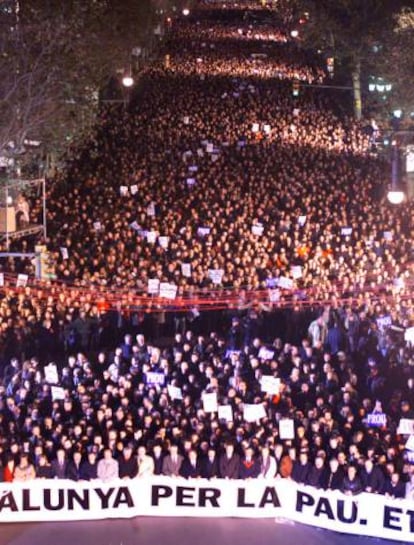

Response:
(0, 518), (403, 545)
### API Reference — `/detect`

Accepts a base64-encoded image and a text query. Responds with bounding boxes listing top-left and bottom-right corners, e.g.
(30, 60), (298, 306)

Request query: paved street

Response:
(0, 518), (398, 545)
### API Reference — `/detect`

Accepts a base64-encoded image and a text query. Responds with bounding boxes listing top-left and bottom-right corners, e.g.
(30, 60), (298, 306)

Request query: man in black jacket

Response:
(292, 451), (311, 484)
(180, 449), (202, 479)
(80, 451), (98, 480)
(118, 444), (138, 479)
(360, 458), (384, 493)
(325, 457), (345, 490)
(201, 448), (219, 479)
(219, 443), (240, 479)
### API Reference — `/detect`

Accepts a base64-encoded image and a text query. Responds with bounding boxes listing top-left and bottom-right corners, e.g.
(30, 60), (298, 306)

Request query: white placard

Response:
(130, 185), (138, 195)
(183, 116), (190, 125)
(148, 278), (160, 295)
(93, 221), (102, 231)
(397, 418), (414, 435)
(120, 186), (129, 196)
(60, 247), (69, 260)
(197, 227), (210, 237)
(44, 363), (58, 385)
(146, 231), (157, 244)
(206, 143), (214, 153)
(218, 405), (233, 422)
(197, 148), (204, 157)
(181, 263), (192, 278)
(167, 385), (183, 400)
(186, 178), (196, 186)
(405, 435), (414, 452)
(404, 327), (414, 345)
(16, 274), (28, 288)
(260, 376), (280, 395)
(341, 227), (352, 236)
(258, 347), (275, 361)
(158, 236), (169, 249)
(298, 215), (307, 226)
(202, 392), (218, 413)
(291, 266), (302, 279)
(277, 277), (293, 290)
(243, 403), (266, 422)
(208, 269), (224, 285)
(145, 372), (166, 386)
(263, 124), (271, 134)
(279, 418), (295, 440)
(159, 283), (177, 300)
(293, 108), (300, 116)
(130, 221), (141, 232)
(251, 223), (264, 236)
(268, 289), (280, 303)
(383, 231), (393, 240)
(252, 123), (260, 133)
(0, 273), (4, 287)
(51, 386), (65, 401)
(147, 202), (156, 216)
(188, 166), (198, 172)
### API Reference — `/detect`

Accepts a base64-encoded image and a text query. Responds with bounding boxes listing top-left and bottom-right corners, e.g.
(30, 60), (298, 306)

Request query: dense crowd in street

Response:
(0, 1), (414, 502)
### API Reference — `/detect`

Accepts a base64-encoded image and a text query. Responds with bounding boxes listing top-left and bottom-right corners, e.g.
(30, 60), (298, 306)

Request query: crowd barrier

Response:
(0, 476), (412, 541)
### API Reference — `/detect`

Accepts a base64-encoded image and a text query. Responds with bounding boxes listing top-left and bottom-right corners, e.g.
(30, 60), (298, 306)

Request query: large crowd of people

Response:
(0, 0), (414, 502)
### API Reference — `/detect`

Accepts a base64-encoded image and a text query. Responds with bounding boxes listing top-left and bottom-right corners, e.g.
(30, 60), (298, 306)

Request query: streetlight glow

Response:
(290, 29), (299, 38)
(387, 190), (404, 205)
(122, 75), (134, 88)
(182, 8), (190, 16)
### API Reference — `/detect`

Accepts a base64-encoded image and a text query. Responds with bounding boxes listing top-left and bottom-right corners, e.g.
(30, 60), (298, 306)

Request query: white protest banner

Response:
(202, 392), (218, 413)
(60, 247), (69, 260)
(159, 283), (177, 300)
(365, 413), (387, 427)
(397, 418), (414, 435)
(263, 124), (271, 134)
(197, 227), (210, 237)
(147, 202), (156, 217)
(51, 386), (65, 401)
(130, 185), (138, 195)
(186, 178), (196, 186)
(188, 166), (198, 172)
(277, 277), (293, 290)
(291, 266), (302, 280)
(208, 269), (224, 285)
(145, 372), (166, 387)
(258, 347), (275, 361)
(341, 227), (352, 236)
(120, 186), (129, 196)
(0, 477), (413, 542)
(260, 376), (280, 395)
(0, 273), (4, 287)
(243, 403), (267, 422)
(405, 435), (414, 452)
(298, 215), (307, 226)
(251, 223), (264, 236)
(93, 221), (102, 231)
(147, 279), (160, 295)
(181, 263), (191, 278)
(146, 231), (157, 244)
(16, 274), (28, 288)
(252, 123), (260, 133)
(44, 363), (58, 385)
(158, 236), (169, 249)
(218, 405), (233, 422)
(404, 327), (414, 345)
(167, 385), (183, 400)
(279, 418), (295, 440)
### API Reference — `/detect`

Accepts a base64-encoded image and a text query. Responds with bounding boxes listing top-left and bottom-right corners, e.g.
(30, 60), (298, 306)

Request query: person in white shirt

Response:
(97, 448), (119, 482)
(137, 445), (155, 477)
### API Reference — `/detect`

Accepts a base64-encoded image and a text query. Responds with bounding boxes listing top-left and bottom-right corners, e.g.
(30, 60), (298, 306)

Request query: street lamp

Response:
(182, 8), (190, 16)
(290, 29), (299, 38)
(122, 75), (134, 88)
(387, 140), (405, 204)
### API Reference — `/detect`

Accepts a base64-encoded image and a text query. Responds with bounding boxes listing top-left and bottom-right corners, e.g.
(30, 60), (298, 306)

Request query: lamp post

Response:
(387, 139), (405, 205)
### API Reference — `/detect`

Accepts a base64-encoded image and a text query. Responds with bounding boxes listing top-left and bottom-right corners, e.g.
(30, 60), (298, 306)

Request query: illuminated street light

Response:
(182, 8), (190, 16)
(122, 75), (134, 88)
(393, 109), (403, 119)
(387, 190), (404, 204)
(387, 140), (405, 205)
(290, 29), (299, 38)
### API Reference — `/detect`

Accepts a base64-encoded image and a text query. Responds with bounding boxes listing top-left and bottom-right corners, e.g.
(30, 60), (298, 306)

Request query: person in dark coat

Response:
(66, 451), (83, 481)
(306, 455), (328, 488)
(80, 451), (98, 480)
(51, 448), (68, 479)
(292, 451), (311, 484)
(341, 465), (363, 495)
(360, 458), (385, 493)
(118, 444), (138, 479)
(180, 449), (202, 479)
(239, 447), (260, 479)
(325, 458), (345, 490)
(36, 454), (54, 479)
(219, 443), (240, 479)
(201, 448), (219, 479)
(151, 444), (164, 475)
(384, 472), (406, 498)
